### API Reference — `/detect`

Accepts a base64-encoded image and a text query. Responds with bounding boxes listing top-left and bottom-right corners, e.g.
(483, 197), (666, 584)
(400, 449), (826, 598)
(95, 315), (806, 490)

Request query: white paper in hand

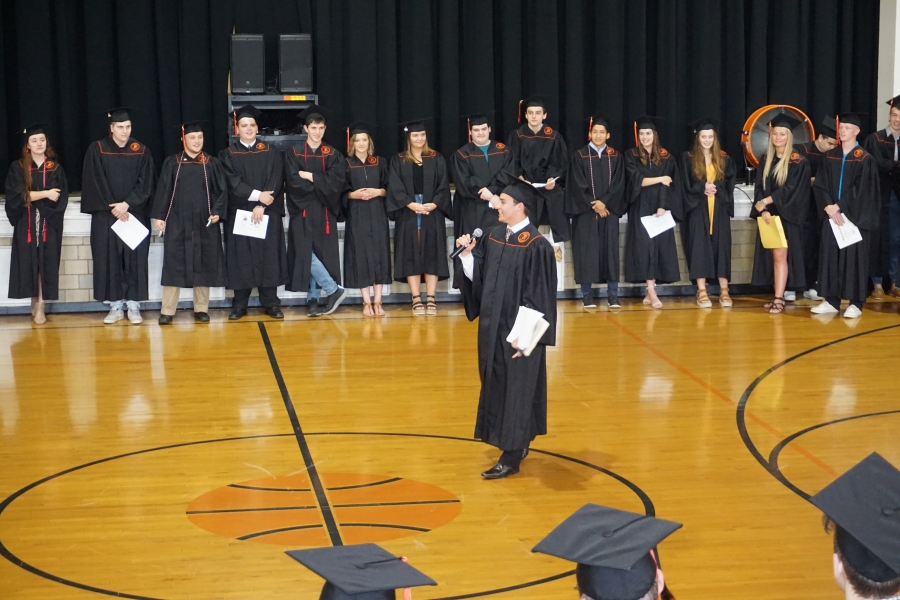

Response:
(506, 306), (550, 357)
(233, 209), (269, 239)
(532, 177), (558, 189)
(111, 215), (150, 250)
(640, 211), (676, 238)
(829, 216), (863, 249)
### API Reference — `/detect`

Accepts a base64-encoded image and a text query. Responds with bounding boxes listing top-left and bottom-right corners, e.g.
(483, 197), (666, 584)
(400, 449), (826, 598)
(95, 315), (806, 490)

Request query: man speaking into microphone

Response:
(454, 174), (557, 479)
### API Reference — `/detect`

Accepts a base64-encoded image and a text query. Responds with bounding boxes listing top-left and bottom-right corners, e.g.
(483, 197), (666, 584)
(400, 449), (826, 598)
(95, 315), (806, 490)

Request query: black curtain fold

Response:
(0, 0), (881, 191)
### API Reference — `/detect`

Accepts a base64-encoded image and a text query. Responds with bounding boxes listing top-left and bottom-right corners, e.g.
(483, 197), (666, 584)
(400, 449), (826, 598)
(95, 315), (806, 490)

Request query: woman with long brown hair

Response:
(623, 116), (682, 308)
(385, 120), (451, 316)
(4, 124), (68, 324)
(680, 118), (737, 308)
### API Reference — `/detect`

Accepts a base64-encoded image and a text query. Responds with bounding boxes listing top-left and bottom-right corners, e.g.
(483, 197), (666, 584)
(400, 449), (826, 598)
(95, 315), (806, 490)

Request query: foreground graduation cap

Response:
(769, 112), (804, 131)
(533, 504), (682, 600)
(298, 104), (329, 125)
(688, 116), (719, 134)
(107, 107), (135, 123)
(497, 170), (538, 213)
(886, 94), (900, 108)
(286, 543), (436, 599)
(233, 105), (262, 122)
(809, 452), (900, 584)
(820, 115), (837, 139)
(837, 112), (867, 129)
(21, 123), (50, 140)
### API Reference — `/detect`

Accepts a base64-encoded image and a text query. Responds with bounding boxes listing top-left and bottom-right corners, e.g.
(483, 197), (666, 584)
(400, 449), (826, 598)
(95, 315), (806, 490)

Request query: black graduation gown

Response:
(680, 152), (736, 281)
(386, 152), (452, 281)
(151, 152), (227, 288)
(80, 137), (156, 302)
(794, 141), (829, 287)
(565, 144), (626, 284)
(450, 141), (515, 237)
(862, 130), (899, 281)
(814, 145), (881, 301)
(4, 159), (68, 299)
(218, 140), (287, 291)
(506, 124), (570, 242)
(342, 154), (392, 288)
(749, 152), (810, 289)
(623, 148), (683, 283)
(457, 222), (557, 451)
(283, 143), (346, 292)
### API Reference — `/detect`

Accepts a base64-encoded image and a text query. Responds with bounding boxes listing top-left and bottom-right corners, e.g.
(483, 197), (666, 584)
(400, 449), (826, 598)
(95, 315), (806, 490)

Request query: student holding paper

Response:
(219, 105), (286, 321)
(624, 116), (682, 309)
(4, 124), (67, 325)
(151, 121), (227, 324)
(342, 121), (391, 316)
(81, 108), (156, 325)
(812, 113), (881, 319)
(750, 113), (811, 314)
(455, 175), (556, 479)
(680, 118), (736, 308)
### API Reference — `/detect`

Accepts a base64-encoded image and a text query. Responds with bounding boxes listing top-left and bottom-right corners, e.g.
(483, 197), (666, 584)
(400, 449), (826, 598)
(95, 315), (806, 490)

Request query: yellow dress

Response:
(706, 162), (716, 235)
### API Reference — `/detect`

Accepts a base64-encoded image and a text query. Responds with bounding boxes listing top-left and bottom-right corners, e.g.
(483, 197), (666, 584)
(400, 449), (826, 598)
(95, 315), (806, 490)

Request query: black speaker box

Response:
(231, 34), (264, 94)
(280, 34), (313, 93)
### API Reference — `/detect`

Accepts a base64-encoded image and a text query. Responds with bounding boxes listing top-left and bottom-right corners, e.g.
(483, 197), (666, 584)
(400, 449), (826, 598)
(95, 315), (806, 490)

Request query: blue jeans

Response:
(873, 191), (900, 286)
(110, 300), (140, 310)
(308, 252), (339, 299)
(581, 281), (618, 296)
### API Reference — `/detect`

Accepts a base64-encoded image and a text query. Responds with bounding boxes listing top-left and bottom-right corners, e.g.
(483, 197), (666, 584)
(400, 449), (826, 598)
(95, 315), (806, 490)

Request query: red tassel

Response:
(302, 209), (306, 218)
(346, 127), (350, 153)
(588, 116), (593, 141)
(181, 125), (186, 152)
(326, 216), (330, 235)
(232, 112), (237, 136)
(26, 205), (31, 244)
(517, 99), (523, 124)
(42, 222), (47, 243)
(467, 118), (472, 144)
(401, 557), (413, 600)
(633, 121), (638, 147)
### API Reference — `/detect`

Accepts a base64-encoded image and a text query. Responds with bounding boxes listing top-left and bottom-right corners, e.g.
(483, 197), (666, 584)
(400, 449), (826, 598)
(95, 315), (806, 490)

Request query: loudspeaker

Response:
(280, 34), (313, 93)
(231, 34), (264, 94)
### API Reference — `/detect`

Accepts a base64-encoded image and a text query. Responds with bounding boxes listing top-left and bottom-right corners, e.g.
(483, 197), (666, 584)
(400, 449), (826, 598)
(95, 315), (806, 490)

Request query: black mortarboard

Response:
(634, 116), (663, 131)
(348, 121), (374, 136)
(181, 120), (206, 135)
(286, 543), (436, 599)
(107, 107), (134, 123)
(463, 112), (494, 128)
(886, 94), (900, 108)
(820, 116), (837, 139)
(837, 112), (866, 129)
(400, 118), (431, 134)
(234, 105), (262, 122)
(21, 123), (49, 140)
(522, 95), (549, 110)
(688, 116), (719, 134)
(810, 453), (900, 583)
(769, 112), (804, 131)
(497, 170), (538, 213)
(588, 114), (613, 131)
(532, 504), (682, 600)
(298, 104), (329, 125)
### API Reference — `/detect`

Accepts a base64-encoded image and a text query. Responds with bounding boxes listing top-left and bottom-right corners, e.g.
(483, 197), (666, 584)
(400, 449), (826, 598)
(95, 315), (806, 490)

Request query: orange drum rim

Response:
(741, 104), (815, 168)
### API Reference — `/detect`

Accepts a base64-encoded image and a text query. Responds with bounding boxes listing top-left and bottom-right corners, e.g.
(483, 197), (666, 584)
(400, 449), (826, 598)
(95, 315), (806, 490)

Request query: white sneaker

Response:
(803, 289), (823, 301)
(784, 291), (796, 302)
(103, 307), (124, 324)
(127, 306), (143, 324)
(810, 300), (839, 314)
(842, 305), (862, 319)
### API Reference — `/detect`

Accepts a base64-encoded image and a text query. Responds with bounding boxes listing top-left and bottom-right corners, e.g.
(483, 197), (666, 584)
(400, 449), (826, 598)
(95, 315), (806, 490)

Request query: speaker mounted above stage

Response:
(280, 34), (313, 93)
(231, 34), (265, 94)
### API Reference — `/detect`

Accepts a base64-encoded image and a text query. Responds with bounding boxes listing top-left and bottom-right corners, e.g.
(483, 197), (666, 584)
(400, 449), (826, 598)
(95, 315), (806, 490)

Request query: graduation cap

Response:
(286, 543), (437, 599)
(518, 95), (552, 123)
(532, 504), (682, 600)
(180, 120), (207, 135)
(633, 116), (664, 146)
(21, 123), (50, 140)
(298, 104), (329, 125)
(107, 107), (134, 123)
(837, 112), (866, 129)
(346, 121), (375, 152)
(809, 452), (900, 584)
(688, 116), (719, 134)
(769, 112), (804, 131)
(234, 105), (262, 122)
(497, 170), (538, 213)
(820, 115), (837, 139)
(886, 94), (900, 108)
(462, 112), (495, 142)
(399, 118), (432, 134)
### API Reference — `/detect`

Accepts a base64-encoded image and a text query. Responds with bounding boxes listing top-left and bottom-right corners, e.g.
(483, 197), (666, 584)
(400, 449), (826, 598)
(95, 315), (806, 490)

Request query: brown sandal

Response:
(412, 299), (425, 316)
(768, 297), (785, 314)
(719, 288), (733, 307)
(425, 295), (437, 316)
(696, 289), (712, 308)
(362, 302), (373, 317)
(373, 302), (385, 316)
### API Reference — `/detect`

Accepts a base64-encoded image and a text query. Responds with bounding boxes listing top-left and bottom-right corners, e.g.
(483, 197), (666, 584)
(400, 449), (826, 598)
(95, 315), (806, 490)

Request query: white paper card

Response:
(506, 306), (550, 357)
(232, 209), (269, 239)
(532, 177), (558, 189)
(111, 215), (150, 250)
(829, 217), (863, 249)
(640, 210), (676, 238)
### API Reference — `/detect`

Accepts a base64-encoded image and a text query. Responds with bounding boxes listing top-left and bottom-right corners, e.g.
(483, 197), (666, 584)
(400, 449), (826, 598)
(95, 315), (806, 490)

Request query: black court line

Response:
(737, 323), (900, 498)
(186, 505), (317, 515)
(326, 477), (403, 490)
(334, 499), (461, 508)
(237, 524), (323, 541)
(257, 322), (342, 546)
(227, 483), (312, 492)
(340, 522), (431, 532)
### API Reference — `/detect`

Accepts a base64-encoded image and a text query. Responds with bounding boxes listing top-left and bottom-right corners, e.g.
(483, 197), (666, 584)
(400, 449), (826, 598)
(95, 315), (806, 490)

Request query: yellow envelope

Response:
(757, 215), (788, 249)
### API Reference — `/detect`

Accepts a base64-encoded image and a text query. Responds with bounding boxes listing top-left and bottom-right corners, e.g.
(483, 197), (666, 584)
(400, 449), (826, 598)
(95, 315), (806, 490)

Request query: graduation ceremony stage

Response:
(0, 296), (898, 599)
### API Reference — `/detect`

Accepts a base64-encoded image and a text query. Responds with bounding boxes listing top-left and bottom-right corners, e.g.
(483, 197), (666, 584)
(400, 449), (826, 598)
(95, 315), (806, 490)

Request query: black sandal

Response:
(768, 297), (785, 314)
(412, 299), (425, 316)
(425, 295), (437, 316)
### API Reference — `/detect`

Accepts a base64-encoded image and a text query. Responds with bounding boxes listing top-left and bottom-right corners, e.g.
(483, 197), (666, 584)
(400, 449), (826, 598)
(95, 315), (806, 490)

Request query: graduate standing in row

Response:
(450, 113), (515, 240)
(386, 120), (451, 316)
(151, 121), (227, 324)
(680, 118), (736, 308)
(863, 95), (900, 299)
(793, 116), (838, 301)
(455, 177), (556, 479)
(4, 125), (68, 325)
(219, 105), (286, 321)
(507, 96), (570, 242)
(811, 113), (881, 319)
(81, 108), (156, 325)
(750, 113), (811, 314)
(284, 105), (347, 317)
(342, 121), (391, 317)
(565, 115), (625, 309)
(624, 117), (682, 309)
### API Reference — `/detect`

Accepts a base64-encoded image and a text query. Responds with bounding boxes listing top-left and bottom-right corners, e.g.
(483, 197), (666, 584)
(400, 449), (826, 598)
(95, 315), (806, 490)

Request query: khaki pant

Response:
(161, 286), (210, 315)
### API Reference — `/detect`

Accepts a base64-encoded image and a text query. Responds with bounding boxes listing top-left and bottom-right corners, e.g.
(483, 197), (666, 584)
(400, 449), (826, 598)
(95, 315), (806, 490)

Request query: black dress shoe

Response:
(229, 308), (247, 320)
(194, 312), (210, 323)
(265, 306), (284, 319)
(481, 463), (519, 479)
(158, 314), (173, 325)
(322, 287), (347, 315)
(307, 298), (320, 317)
(607, 293), (621, 308)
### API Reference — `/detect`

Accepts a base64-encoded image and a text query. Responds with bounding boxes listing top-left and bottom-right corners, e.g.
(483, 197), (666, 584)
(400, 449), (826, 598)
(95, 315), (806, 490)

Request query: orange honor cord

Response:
(588, 116), (593, 141)
(232, 112), (237, 135)
(633, 121), (638, 147)
(181, 124), (186, 152)
(467, 118), (472, 143)
(517, 99), (523, 124)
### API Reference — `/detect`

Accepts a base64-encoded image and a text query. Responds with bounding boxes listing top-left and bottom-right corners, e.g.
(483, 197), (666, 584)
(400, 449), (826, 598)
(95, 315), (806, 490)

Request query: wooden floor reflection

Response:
(0, 295), (898, 599)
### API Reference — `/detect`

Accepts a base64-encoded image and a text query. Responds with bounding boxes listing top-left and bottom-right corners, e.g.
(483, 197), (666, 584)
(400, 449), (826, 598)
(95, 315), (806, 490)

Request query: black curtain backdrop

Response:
(0, 0), (881, 191)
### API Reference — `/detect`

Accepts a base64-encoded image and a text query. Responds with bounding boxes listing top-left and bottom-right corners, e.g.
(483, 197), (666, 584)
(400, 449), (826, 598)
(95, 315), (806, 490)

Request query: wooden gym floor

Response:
(0, 295), (898, 599)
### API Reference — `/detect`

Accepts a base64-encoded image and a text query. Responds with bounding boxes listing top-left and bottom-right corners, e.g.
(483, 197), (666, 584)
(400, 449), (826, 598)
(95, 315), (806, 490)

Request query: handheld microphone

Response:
(449, 228), (483, 260)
